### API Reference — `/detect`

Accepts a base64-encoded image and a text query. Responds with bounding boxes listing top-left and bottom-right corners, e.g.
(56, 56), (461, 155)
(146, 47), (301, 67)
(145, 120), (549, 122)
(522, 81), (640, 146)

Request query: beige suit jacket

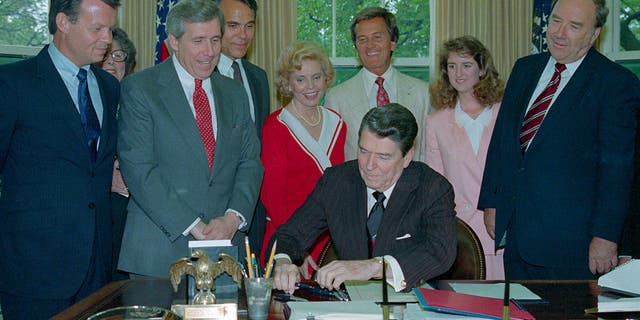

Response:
(324, 67), (430, 161)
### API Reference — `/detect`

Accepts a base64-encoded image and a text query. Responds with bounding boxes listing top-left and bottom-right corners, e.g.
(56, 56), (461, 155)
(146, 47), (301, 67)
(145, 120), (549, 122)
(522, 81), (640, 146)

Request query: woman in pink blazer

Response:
(426, 36), (505, 279)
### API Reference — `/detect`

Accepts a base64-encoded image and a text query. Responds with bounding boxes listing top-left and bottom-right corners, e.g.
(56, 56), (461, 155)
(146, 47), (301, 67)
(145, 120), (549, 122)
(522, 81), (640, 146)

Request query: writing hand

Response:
(315, 259), (383, 291)
(273, 258), (300, 294)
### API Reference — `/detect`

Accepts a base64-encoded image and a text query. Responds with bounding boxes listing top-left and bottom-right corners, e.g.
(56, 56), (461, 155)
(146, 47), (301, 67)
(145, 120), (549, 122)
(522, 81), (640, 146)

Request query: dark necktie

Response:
(77, 68), (101, 163)
(231, 60), (243, 84)
(193, 78), (216, 171)
(367, 191), (386, 254)
(519, 63), (566, 153)
(375, 77), (390, 107)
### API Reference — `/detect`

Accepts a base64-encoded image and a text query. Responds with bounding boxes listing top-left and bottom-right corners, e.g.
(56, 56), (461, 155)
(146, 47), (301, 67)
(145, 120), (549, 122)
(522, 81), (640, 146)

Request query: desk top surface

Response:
(52, 279), (639, 320)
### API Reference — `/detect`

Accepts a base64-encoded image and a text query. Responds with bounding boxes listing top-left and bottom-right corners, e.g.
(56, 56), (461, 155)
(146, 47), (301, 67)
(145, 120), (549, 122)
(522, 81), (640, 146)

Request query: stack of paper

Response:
(598, 259), (640, 296)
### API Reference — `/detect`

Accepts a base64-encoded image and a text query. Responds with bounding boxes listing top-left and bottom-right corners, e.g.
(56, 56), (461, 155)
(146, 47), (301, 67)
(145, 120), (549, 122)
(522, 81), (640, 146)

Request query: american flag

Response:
(532, 0), (552, 54)
(156, 0), (180, 64)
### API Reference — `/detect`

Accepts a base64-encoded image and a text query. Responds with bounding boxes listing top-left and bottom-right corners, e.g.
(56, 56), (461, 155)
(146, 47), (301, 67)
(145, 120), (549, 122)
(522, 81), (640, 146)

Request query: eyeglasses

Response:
(104, 49), (127, 62)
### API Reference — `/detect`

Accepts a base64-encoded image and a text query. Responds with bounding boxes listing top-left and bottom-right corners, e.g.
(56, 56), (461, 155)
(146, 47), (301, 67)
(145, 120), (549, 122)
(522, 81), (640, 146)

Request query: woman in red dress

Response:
(260, 41), (346, 278)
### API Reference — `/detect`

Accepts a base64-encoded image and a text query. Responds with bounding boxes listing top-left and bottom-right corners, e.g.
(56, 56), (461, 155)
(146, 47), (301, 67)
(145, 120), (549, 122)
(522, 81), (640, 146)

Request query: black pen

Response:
(295, 282), (341, 297)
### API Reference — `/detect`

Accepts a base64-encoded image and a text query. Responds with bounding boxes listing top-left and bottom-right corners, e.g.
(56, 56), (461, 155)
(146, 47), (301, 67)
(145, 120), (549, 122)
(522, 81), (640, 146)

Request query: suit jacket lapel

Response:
(92, 65), (116, 163)
(396, 71), (416, 106)
(373, 165), (418, 256)
(157, 60), (210, 172)
(345, 168), (372, 258)
(529, 50), (595, 151)
(37, 49), (87, 151)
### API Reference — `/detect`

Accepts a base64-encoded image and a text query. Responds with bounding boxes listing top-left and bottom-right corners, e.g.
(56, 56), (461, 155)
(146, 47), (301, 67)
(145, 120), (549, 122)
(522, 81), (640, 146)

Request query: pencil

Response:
(264, 240), (277, 278)
(244, 236), (253, 278)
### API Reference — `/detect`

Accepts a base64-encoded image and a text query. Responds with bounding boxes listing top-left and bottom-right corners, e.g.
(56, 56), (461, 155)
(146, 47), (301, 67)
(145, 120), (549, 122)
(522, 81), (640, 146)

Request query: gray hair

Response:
(166, 0), (224, 39)
(358, 103), (417, 157)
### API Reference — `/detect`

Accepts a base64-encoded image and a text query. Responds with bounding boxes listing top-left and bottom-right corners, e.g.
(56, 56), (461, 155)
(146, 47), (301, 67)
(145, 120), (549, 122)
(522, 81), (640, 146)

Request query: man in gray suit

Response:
(117, 0), (262, 278)
(324, 7), (430, 161)
(215, 0), (271, 255)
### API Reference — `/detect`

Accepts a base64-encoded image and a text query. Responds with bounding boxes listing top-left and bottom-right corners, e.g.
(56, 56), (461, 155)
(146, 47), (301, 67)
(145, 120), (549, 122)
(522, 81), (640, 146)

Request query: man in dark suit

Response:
(479, 0), (640, 280)
(116, 0), (262, 278)
(271, 104), (456, 293)
(0, 0), (120, 318)
(215, 0), (271, 255)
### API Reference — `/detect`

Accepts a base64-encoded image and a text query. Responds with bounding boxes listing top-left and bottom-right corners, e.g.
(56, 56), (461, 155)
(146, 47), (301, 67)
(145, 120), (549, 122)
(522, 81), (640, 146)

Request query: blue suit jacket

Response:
(0, 47), (119, 298)
(478, 48), (640, 269)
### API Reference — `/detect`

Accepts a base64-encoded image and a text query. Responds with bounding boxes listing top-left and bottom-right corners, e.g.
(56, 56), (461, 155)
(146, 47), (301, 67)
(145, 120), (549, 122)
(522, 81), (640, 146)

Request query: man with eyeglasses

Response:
(325, 7), (430, 162)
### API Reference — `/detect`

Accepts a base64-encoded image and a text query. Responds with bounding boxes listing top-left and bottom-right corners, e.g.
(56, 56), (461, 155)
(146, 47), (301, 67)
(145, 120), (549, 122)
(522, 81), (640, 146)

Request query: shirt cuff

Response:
(183, 217), (202, 236)
(274, 253), (292, 263)
(227, 209), (248, 230)
(383, 255), (407, 292)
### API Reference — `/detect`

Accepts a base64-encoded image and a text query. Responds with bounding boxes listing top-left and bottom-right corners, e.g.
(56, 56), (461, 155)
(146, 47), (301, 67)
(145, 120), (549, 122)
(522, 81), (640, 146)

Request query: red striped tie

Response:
(193, 79), (216, 170)
(519, 63), (566, 153)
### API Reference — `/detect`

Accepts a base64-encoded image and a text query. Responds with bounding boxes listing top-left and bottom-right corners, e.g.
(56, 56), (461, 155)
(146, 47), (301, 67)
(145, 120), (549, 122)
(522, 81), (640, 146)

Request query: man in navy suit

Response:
(0, 0), (120, 318)
(215, 0), (271, 254)
(479, 0), (640, 279)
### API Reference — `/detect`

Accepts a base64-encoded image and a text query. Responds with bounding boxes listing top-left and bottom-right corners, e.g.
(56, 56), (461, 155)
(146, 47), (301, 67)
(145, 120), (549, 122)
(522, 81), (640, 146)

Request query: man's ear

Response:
(56, 12), (69, 34)
(168, 33), (180, 52)
(403, 146), (415, 168)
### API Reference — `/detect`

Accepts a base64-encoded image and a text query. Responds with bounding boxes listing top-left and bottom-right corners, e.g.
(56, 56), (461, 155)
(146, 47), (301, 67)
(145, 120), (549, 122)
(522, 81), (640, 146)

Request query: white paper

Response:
(288, 301), (487, 320)
(188, 239), (232, 247)
(449, 283), (542, 300)
(598, 259), (640, 296)
(345, 280), (432, 302)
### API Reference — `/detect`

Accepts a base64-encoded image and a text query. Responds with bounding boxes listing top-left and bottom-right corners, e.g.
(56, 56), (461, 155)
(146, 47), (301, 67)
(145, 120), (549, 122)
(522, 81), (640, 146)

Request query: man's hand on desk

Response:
(589, 236), (618, 274)
(201, 212), (242, 240)
(273, 258), (301, 294)
(315, 259), (383, 291)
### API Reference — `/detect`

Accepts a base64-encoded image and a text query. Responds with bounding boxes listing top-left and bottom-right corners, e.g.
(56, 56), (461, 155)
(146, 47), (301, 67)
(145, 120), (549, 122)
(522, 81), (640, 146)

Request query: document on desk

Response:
(598, 259), (640, 296)
(345, 280), (432, 302)
(287, 301), (380, 320)
(287, 301), (488, 320)
(449, 283), (542, 300)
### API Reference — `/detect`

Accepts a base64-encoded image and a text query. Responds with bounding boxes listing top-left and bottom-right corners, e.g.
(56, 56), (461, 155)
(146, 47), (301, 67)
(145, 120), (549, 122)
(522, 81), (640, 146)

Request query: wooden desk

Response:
(437, 280), (640, 320)
(53, 279), (639, 320)
(51, 278), (286, 320)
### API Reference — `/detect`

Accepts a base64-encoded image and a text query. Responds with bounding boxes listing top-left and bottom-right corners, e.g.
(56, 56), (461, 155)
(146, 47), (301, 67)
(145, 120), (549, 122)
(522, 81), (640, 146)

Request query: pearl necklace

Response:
(291, 99), (322, 127)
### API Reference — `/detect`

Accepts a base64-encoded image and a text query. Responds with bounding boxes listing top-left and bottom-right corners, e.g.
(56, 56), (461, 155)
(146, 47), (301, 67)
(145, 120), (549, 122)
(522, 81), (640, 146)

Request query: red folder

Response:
(414, 288), (536, 320)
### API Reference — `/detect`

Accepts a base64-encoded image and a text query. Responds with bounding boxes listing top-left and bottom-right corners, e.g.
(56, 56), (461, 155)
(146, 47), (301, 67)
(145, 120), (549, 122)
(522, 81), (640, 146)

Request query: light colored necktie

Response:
(519, 63), (566, 153)
(193, 78), (216, 170)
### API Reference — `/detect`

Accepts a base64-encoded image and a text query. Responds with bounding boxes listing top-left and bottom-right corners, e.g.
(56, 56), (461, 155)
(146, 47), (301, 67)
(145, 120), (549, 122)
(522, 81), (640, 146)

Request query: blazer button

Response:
(88, 203), (96, 209)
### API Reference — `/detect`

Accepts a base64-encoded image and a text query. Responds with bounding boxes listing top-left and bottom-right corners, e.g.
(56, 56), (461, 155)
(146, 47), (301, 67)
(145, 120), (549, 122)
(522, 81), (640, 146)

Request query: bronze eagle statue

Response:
(169, 249), (243, 304)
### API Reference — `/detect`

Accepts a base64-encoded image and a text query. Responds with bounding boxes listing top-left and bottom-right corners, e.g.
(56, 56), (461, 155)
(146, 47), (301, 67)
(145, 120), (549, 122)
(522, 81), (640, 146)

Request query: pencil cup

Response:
(244, 277), (273, 320)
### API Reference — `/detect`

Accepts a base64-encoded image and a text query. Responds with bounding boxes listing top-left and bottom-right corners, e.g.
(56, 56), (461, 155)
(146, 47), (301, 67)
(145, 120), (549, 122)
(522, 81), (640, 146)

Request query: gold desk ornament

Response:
(169, 249), (244, 305)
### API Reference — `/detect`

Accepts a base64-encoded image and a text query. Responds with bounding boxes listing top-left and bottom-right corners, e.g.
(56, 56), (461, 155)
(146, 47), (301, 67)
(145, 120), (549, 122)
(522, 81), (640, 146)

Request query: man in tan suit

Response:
(324, 7), (430, 161)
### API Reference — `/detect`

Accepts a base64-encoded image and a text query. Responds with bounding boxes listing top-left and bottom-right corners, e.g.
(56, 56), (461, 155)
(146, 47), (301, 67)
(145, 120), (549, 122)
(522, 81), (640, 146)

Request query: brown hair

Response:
(429, 35), (504, 110)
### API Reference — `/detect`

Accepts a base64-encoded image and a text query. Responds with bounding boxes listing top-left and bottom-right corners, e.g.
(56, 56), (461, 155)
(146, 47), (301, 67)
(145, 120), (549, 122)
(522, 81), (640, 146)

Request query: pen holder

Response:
(244, 277), (273, 320)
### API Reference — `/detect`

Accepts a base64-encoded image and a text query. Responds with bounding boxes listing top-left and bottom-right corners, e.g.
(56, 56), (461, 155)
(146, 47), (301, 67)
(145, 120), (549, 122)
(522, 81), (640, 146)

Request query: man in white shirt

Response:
(324, 7), (430, 161)
(116, 0), (262, 278)
(215, 0), (270, 254)
(479, 0), (640, 279)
